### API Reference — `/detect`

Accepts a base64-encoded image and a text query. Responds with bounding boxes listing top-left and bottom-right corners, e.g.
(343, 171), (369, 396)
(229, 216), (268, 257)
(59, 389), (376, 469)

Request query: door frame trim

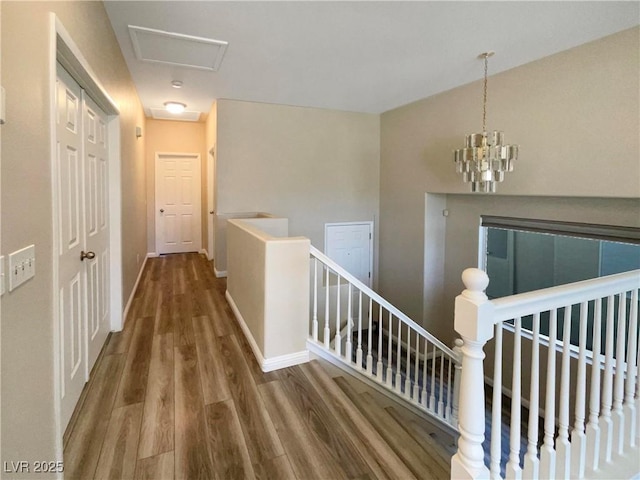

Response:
(207, 145), (216, 261)
(49, 14), (122, 463)
(324, 221), (374, 287)
(154, 152), (202, 255)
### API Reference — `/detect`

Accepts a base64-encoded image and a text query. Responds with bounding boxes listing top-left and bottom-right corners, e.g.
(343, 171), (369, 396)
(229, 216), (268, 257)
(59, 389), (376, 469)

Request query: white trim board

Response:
(225, 291), (309, 372)
(214, 268), (227, 278)
(306, 339), (457, 433)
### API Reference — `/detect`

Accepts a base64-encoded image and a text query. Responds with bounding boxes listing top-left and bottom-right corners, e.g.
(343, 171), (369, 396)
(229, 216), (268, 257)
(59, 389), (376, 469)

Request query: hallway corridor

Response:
(63, 253), (455, 479)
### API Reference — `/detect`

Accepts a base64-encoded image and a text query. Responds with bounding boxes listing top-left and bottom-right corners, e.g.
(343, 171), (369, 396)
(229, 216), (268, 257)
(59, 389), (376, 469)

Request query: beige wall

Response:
(1, 1), (146, 474)
(215, 99), (380, 278)
(379, 28), (640, 334)
(227, 219), (310, 362)
(145, 119), (207, 254)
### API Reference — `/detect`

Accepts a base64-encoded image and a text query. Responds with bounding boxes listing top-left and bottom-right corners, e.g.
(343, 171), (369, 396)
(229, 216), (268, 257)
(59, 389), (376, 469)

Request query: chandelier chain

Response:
(482, 54), (488, 133)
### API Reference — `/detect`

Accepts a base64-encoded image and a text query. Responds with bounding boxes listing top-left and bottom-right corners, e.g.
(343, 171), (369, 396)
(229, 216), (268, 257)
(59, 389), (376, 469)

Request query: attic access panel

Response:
(129, 25), (228, 71)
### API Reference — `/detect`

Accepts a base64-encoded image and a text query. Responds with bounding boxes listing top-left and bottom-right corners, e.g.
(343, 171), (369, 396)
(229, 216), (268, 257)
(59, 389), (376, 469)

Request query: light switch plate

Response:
(0, 255), (5, 295)
(8, 245), (35, 292)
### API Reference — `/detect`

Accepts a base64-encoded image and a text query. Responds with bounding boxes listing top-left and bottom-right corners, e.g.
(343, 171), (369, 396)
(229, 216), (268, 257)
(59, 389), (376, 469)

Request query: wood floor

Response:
(63, 253), (457, 480)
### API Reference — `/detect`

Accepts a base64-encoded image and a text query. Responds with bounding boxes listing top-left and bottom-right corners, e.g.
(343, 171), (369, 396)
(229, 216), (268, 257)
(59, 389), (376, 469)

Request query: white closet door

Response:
(56, 63), (112, 430)
(56, 63), (87, 429)
(83, 92), (110, 371)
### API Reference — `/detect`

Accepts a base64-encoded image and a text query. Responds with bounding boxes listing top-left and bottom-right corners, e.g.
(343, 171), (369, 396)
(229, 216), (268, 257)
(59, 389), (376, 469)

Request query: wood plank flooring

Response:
(64, 253), (456, 479)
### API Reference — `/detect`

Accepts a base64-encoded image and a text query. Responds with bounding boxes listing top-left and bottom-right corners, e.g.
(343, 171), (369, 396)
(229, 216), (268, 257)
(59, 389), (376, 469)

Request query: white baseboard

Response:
(262, 351), (310, 372)
(214, 268), (227, 278)
(226, 290), (309, 372)
(122, 254), (148, 328)
(199, 248), (209, 258)
(146, 252), (159, 258)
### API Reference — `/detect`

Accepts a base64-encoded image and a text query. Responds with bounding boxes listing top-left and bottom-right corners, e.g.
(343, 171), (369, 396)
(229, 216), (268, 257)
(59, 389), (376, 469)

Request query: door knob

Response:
(80, 251), (96, 261)
(160, 209), (165, 213)
(209, 210), (214, 215)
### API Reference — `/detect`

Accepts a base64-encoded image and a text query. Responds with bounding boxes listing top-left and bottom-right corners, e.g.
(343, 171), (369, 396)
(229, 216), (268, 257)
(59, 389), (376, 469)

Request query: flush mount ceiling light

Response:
(164, 101), (186, 114)
(171, 80), (183, 89)
(453, 52), (519, 193)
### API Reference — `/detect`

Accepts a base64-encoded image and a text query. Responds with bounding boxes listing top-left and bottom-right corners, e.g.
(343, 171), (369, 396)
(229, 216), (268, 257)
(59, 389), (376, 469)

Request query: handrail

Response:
(452, 267), (640, 480)
(491, 269), (640, 324)
(310, 245), (455, 356)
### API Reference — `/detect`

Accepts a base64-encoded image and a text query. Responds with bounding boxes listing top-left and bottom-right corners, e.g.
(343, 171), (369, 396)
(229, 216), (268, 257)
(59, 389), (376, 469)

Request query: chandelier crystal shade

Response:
(453, 52), (518, 193)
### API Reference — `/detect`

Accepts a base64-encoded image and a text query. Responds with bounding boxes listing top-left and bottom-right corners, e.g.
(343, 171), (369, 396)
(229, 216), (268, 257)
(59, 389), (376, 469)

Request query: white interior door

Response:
(325, 222), (373, 286)
(156, 153), (202, 254)
(83, 92), (110, 370)
(56, 64), (87, 429)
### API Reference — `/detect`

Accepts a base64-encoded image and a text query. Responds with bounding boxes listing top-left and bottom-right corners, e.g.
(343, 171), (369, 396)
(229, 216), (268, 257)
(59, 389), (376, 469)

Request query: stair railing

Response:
(452, 267), (640, 480)
(309, 245), (460, 428)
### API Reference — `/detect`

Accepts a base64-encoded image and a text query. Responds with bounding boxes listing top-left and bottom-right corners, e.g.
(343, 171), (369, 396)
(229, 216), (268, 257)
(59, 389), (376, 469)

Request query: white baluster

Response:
(452, 338), (463, 425)
(540, 309), (557, 479)
(366, 298), (373, 375)
(421, 337), (430, 409)
(324, 267), (330, 348)
(376, 307), (383, 381)
(524, 313), (540, 480)
(404, 327), (412, 398)
(335, 274), (342, 356)
(413, 333), (421, 401)
(505, 317), (522, 480)
(613, 292), (627, 455)
(451, 268), (493, 480)
(600, 295), (615, 464)
(586, 299), (603, 473)
(490, 324), (502, 479)
(624, 289), (638, 448)
(438, 350), (445, 417)
(386, 313), (393, 386)
(446, 354), (453, 420)
(346, 283), (352, 362)
(356, 291), (363, 370)
(571, 302), (589, 479)
(430, 343), (437, 411)
(556, 305), (572, 479)
(395, 319), (402, 392)
(636, 331), (640, 447)
(637, 334), (640, 447)
(312, 257), (318, 341)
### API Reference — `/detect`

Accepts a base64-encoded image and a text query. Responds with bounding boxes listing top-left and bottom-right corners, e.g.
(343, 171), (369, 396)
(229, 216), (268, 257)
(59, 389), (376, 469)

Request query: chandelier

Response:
(453, 52), (518, 193)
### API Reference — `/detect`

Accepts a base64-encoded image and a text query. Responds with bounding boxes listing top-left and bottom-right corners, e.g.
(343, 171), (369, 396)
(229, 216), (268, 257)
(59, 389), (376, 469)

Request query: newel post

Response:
(451, 268), (494, 480)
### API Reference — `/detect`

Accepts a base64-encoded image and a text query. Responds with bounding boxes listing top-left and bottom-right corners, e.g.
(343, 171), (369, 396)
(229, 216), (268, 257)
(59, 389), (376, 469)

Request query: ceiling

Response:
(104, 1), (640, 118)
